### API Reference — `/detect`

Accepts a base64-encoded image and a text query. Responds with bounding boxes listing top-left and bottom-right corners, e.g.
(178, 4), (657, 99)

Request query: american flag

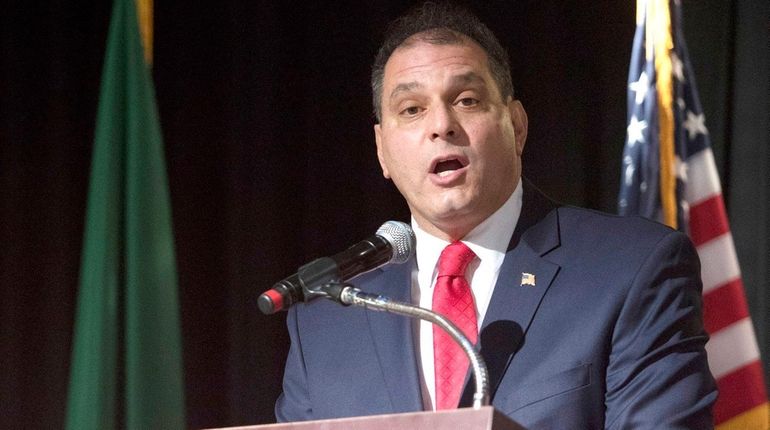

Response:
(618, 0), (769, 427)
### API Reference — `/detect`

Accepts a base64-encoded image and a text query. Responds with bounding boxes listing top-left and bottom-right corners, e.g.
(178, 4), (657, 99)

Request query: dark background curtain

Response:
(1, 1), (767, 428)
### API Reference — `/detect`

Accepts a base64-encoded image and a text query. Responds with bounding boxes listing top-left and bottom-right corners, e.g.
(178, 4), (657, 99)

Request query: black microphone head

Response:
(376, 221), (415, 265)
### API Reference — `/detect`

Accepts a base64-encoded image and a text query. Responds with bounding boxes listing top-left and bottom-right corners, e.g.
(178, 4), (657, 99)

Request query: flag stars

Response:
(671, 52), (685, 82)
(680, 199), (690, 220)
(683, 111), (708, 140)
(623, 156), (636, 186)
(624, 163), (636, 186)
(675, 156), (688, 182)
(629, 71), (650, 105)
(627, 116), (647, 145)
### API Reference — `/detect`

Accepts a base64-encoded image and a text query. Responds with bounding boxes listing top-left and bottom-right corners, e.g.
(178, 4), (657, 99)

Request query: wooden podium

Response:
(208, 406), (524, 430)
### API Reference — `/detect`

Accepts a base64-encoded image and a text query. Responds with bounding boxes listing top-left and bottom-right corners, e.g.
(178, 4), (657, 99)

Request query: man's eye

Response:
(457, 97), (479, 107)
(401, 106), (421, 116)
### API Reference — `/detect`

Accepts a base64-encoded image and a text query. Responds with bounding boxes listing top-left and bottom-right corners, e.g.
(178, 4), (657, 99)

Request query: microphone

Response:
(258, 221), (415, 314)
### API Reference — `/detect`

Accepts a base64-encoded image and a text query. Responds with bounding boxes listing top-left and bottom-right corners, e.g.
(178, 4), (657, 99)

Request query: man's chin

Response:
(421, 202), (473, 224)
(413, 205), (480, 240)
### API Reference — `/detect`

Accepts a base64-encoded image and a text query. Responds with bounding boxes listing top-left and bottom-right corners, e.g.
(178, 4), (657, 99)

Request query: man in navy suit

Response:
(276, 3), (717, 428)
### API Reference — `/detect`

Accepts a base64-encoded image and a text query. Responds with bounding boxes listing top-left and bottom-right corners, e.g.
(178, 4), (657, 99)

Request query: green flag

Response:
(65, 0), (185, 428)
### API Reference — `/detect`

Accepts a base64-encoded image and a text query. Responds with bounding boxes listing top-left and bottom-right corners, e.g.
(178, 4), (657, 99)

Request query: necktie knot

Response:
(437, 241), (476, 278)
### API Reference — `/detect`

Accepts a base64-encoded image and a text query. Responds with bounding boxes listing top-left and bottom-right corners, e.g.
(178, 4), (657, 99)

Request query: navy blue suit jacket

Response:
(276, 182), (717, 428)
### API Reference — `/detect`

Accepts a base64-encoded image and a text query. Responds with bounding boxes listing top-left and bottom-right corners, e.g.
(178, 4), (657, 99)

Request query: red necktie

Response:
(432, 241), (478, 410)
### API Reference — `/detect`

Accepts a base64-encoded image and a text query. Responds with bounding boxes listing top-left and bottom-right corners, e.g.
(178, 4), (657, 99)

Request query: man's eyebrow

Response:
(388, 72), (488, 101)
(389, 81), (423, 101)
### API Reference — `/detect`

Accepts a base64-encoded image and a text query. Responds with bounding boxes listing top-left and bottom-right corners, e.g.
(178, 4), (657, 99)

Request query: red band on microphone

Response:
(263, 289), (284, 312)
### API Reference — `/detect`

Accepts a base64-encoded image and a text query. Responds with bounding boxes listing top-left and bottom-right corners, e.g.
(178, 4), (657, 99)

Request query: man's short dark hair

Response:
(371, 2), (514, 121)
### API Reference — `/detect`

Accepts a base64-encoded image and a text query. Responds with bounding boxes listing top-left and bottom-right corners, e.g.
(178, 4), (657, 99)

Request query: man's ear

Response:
(374, 124), (391, 178)
(509, 99), (528, 156)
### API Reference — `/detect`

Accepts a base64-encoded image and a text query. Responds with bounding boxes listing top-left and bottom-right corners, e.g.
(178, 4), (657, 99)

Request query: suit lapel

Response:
(460, 179), (562, 406)
(364, 260), (423, 412)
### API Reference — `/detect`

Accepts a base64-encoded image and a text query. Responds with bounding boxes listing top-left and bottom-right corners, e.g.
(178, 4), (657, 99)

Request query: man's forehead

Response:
(389, 32), (486, 64)
(383, 40), (493, 94)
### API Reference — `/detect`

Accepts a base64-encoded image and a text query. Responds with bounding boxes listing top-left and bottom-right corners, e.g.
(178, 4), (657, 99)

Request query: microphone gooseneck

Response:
(335, 285), (490, 409)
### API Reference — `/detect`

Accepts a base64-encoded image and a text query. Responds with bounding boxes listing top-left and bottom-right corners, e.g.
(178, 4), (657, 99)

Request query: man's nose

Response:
(429, 104), (457, 141)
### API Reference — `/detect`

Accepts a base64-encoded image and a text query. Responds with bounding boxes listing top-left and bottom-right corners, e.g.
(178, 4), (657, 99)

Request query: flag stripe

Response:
(715, 403), (770, 430)
(706, 318), (760, 378)
(697, 234), (741, 293)
(713, 361), (769, 425)
(703, 278), (750, 334)
(689, 195), (730, 247)
(683, 148), (722, 206)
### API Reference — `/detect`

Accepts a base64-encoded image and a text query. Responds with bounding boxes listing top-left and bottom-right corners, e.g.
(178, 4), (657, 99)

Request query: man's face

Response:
(374, 37), (528, 241)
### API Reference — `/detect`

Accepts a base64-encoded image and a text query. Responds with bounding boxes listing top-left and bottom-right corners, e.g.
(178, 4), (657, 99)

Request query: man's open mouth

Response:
(431, 156), (468, 178)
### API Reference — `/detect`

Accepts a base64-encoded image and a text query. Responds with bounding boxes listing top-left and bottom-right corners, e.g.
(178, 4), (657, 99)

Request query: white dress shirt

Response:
(411, 181), (523, 410)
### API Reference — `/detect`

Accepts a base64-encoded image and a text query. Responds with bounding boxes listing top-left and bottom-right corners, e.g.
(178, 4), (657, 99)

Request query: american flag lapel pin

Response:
(521, 272), (536, 287)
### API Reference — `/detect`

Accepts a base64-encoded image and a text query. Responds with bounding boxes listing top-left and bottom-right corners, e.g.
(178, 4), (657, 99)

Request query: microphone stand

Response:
(323, 282), (490, 409)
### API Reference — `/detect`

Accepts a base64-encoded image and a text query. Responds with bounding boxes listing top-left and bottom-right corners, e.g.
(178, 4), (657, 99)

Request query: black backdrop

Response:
(2, 1), (768, 428)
